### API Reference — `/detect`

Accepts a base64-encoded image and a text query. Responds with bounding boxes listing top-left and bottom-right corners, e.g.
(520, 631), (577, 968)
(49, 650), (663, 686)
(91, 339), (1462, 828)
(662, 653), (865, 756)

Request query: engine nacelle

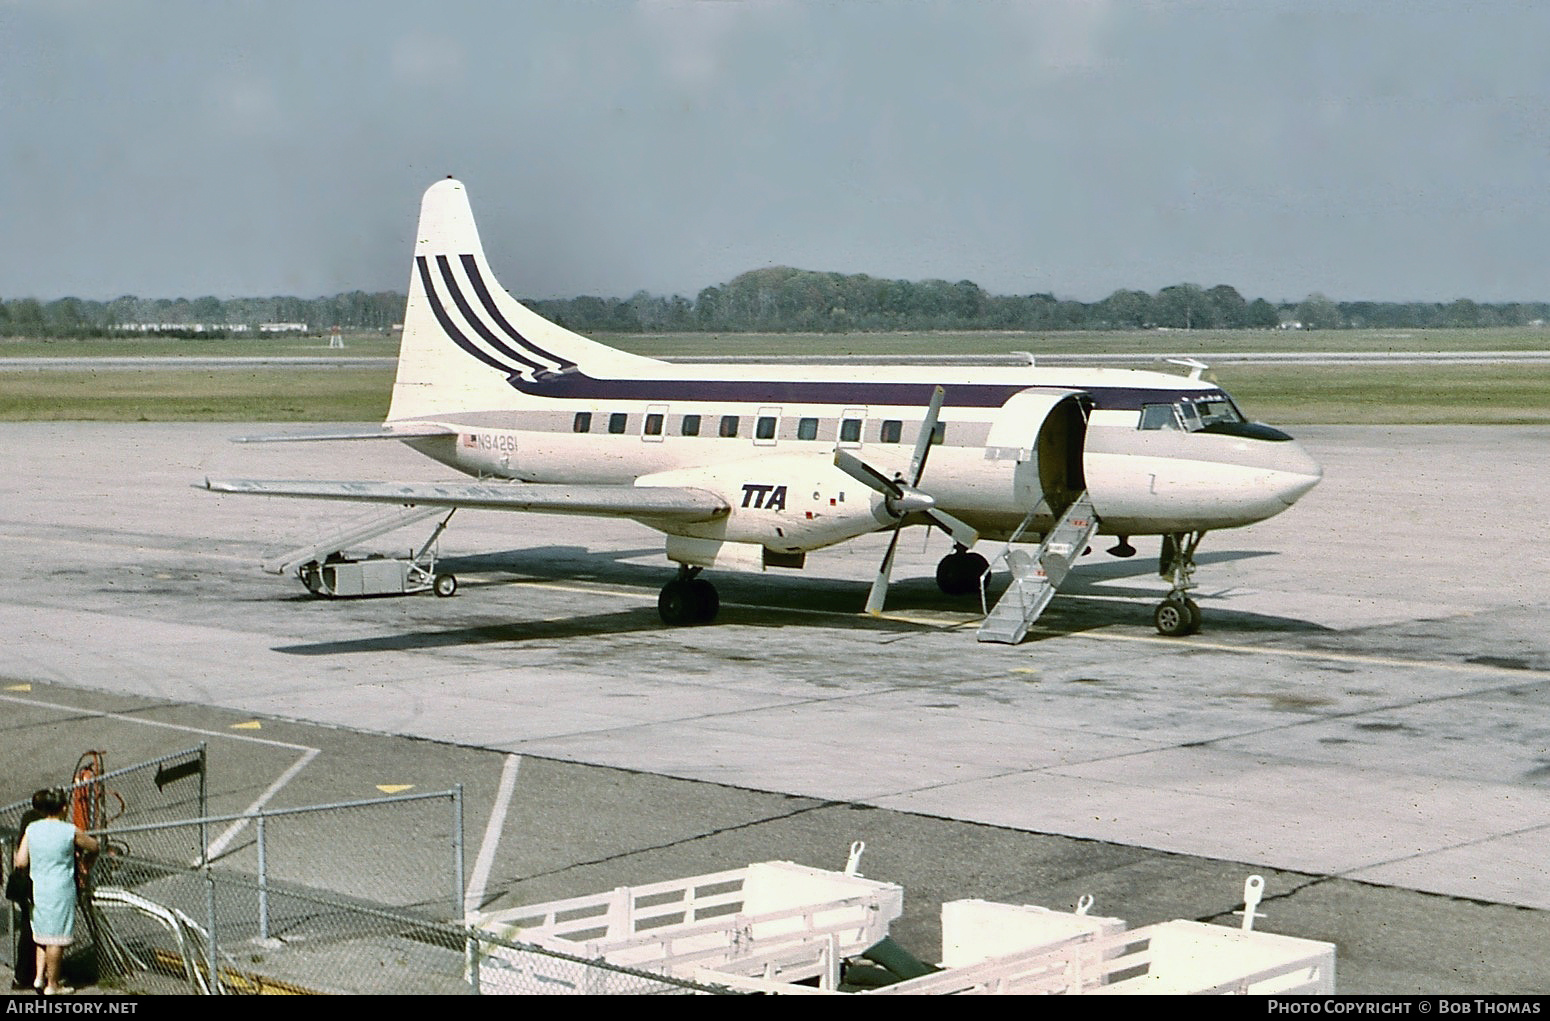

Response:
(638, 452), (891, 554)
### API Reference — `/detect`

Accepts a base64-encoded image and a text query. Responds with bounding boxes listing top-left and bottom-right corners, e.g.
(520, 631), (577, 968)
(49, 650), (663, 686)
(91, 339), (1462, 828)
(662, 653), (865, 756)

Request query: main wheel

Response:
(1183, 597), (1202, 633)
(688, 578), (720, 624)
(433, 573), (457, 597)
(1154, 597), (1200, 637)
(935, 551), (989, 596)
(659, 580), (694, 625)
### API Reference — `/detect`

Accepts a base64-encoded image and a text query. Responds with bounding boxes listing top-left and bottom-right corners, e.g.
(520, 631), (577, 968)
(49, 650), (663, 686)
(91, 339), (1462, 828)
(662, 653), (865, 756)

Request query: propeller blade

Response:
(865, 526), (903, 615)
(927, 508), (980, 549)
(907, 386), (946, 486)
(834, 448), (900, 497)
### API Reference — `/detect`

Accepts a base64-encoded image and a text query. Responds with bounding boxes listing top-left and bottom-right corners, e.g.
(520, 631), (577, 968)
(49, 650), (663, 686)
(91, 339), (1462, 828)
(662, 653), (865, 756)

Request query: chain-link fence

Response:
(5, 752), (734, 995)
(0, 745), (210, 864)
(100, 788), (469, 918)
(84, 858), (726, 995)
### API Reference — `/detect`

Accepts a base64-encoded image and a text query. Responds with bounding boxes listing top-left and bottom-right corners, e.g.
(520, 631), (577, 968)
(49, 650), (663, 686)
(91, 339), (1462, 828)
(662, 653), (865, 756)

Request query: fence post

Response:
(454, 784), (475, 992)
(257, 813), (269, 943)
(197, 743), (209, 867)
(204, 867), (218, 991)
(452, 784), (465, 922)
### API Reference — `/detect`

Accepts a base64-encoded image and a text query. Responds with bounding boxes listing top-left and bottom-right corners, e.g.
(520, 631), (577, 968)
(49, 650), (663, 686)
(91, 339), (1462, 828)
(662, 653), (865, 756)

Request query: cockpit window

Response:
(1192, 395), (1245, 429)
(1138, 393), (1247, 433)
(1138, 403), (1180, 431)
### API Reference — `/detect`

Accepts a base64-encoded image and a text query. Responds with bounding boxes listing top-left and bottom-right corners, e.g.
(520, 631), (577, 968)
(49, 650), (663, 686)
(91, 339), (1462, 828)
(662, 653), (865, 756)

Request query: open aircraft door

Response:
(983, 388), (1091, 518)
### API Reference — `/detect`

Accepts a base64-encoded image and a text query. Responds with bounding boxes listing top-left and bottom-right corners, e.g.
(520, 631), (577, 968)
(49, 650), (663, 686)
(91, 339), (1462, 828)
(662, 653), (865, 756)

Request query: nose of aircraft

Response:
(1272, 438), (1323, 507)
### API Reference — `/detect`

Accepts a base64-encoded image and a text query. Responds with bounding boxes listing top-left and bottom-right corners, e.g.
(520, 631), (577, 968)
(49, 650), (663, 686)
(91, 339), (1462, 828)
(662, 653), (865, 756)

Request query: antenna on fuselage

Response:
(1165, 357), (1209, 380)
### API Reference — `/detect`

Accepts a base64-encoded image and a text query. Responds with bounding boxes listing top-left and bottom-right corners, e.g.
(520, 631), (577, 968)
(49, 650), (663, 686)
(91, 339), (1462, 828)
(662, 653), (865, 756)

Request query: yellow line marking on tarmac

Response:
(230, 720), (262, 730)
(377, 784), (414, 794)
(511, 578), (977, 629)
(4, 683), (31, 691)
(529, 577), (1547, 677)
(1060, 629), (1550, 677)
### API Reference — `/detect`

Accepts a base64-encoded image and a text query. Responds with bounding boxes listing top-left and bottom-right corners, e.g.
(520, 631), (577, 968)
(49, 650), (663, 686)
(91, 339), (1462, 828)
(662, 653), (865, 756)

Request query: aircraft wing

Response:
(201, 478), (730, 522)
(230, 425), (456, 443)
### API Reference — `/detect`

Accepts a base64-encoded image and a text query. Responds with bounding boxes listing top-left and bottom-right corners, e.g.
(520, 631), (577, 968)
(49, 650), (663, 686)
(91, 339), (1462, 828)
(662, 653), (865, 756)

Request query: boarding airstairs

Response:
(977, 492), (1100, 645)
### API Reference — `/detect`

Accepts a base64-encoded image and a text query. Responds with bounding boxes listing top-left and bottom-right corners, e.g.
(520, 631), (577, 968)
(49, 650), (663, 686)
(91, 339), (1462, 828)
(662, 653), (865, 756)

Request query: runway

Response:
(2, 421), (1548, 991)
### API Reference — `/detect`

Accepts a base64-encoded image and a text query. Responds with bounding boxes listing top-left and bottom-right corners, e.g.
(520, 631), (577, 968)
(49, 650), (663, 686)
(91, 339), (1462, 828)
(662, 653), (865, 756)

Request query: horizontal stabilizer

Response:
(202, 477), (729, 522)
(231, 425), (456, 444)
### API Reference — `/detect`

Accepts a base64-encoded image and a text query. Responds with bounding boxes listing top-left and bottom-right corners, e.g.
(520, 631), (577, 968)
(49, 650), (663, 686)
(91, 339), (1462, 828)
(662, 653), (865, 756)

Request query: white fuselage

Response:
(399, 360), (1322, 549)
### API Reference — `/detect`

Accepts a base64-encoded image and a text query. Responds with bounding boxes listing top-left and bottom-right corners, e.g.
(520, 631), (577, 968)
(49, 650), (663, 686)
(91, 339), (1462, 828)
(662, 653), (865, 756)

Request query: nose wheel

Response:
(1154, 596), (1202, 637)
(1155, 530), (1206, 636)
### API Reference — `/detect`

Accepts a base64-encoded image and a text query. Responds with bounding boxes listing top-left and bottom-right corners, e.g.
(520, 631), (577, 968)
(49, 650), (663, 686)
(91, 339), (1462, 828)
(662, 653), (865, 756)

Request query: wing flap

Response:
(201, 478), (729, 522)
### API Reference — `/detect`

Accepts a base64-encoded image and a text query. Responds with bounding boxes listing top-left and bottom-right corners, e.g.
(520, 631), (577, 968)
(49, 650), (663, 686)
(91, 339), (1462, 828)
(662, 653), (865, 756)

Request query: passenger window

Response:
(681, 414), (701, 437)
(609, 412), (628, 434)
(1138, 404), (1180, 431)
(719, 415), (739, 438)
(573, 412), (592, 434)
(797, 417), (818, 441)
(644, 413), (663, 436)
(881, 420), (902, 443)
(840, 419), (862, 444)
(756, 416), (777, 440)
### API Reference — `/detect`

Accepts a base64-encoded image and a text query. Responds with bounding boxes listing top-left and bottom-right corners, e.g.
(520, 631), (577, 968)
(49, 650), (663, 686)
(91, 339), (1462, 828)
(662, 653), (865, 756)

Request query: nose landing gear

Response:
(1155, 531), (1206, 636)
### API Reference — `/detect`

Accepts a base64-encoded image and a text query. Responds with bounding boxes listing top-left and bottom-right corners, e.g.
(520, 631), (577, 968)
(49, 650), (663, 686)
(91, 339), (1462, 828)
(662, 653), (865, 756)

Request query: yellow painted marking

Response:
(230, 720), (262, 730)
(377, 784), (414, 794)
(485, 577), (1550, 678)
(1013, 668), (1039, 674)
(4, 683), (31, 692)
(1061, 629), (1550, 677)
(515, 578), (978, 630)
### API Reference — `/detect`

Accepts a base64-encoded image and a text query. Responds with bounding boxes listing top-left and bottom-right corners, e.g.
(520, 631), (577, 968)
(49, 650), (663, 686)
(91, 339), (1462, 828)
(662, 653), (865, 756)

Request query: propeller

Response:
(833, 385), (980, 614)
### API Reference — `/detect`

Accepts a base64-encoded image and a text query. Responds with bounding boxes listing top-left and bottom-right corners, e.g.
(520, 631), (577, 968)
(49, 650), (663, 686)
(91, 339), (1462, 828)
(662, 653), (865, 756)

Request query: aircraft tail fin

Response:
(388, 178), (660, 422)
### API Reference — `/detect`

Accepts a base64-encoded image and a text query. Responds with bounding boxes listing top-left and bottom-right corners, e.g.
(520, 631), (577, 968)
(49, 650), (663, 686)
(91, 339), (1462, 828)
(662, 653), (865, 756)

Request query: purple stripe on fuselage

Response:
(506, 372), (1213, 412)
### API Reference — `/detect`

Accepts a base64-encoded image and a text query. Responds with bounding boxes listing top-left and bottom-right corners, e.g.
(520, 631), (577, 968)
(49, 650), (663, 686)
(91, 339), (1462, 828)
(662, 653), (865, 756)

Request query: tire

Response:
(936, 551), (989, 596)
(1154, 598), (1196, 637)
(1183, 597), (1202, 634)
(433, 573), (457, 598)
(688, 578), (720, 624)
(658, 580), (693, 625)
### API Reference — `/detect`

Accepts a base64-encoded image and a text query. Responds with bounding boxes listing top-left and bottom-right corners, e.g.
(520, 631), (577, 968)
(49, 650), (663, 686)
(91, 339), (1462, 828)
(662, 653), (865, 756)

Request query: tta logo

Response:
(740, 483), (788, 511)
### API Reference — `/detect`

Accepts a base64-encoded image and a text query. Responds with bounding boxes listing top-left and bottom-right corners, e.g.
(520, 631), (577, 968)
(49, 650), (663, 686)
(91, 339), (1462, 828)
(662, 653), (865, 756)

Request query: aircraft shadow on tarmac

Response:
(271, 545), (1322, 655)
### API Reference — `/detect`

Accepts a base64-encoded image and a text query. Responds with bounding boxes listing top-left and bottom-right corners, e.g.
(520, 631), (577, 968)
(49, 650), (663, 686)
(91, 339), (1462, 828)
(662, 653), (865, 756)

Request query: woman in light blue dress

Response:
(13, 789), (98, 995)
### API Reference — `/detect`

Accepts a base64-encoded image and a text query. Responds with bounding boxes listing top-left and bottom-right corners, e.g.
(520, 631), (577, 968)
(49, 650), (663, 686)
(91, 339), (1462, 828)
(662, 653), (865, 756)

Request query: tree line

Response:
(2, 269), (1546, 338)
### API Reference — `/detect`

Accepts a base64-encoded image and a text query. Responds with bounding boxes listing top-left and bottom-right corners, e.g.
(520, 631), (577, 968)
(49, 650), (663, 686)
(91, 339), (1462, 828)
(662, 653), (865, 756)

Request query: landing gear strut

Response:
(1154, 531), (1205, 636)
(935, 545), (989, 596)
(659, 565), (719, 626)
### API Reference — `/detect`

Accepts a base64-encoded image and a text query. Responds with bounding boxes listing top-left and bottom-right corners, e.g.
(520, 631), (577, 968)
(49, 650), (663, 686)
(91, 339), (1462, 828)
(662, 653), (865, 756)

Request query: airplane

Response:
(204, 178), (1322, 642)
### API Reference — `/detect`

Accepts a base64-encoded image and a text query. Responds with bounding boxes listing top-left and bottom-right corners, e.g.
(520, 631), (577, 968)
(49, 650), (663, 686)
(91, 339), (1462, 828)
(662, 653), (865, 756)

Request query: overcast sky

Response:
(3, 1), (1548, 304)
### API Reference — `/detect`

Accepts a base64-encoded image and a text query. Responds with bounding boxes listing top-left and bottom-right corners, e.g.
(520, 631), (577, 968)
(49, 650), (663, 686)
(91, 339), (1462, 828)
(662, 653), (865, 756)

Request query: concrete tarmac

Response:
(2, 422), (1548, 993)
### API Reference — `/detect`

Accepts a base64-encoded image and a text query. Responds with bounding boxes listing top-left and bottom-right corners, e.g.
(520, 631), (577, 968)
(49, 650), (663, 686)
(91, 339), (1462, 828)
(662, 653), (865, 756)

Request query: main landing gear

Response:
(1154, 530), (1205, 637)
(935, 545), (989, 596)
(658, 565), (719, 626)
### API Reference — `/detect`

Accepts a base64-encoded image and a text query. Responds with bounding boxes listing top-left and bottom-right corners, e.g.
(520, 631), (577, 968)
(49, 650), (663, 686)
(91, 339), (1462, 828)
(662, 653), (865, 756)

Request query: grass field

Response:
(3, 328), (1549, 424)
